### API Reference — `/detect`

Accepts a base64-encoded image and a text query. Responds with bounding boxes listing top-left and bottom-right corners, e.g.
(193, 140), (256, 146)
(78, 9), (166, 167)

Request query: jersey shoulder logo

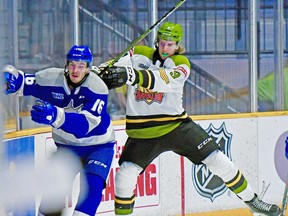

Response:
(175, 66), (188, 77)
(192, 122), (233, 202)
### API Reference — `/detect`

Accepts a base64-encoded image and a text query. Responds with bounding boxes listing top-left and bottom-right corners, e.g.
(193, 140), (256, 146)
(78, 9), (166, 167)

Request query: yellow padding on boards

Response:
(5, 111), (288, 139)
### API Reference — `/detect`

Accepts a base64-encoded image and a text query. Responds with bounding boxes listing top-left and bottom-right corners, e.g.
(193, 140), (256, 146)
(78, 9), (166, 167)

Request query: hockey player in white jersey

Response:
(3, 45), (115, 216)
(99, 22), (281, 216)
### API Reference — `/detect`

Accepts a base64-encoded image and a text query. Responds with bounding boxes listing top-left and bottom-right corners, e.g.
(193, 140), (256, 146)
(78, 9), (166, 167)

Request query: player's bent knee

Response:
(114, 162), (142, 215)
(202, 149), (238, 181)
(115, 162), (143, 197)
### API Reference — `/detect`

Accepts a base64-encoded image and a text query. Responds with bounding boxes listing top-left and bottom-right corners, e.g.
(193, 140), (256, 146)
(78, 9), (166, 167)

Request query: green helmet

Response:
(157, 22), (183, 42)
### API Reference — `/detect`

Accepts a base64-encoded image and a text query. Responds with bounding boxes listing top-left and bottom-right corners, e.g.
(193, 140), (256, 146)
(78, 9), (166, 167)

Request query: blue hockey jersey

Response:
(23, 68), (115, 146)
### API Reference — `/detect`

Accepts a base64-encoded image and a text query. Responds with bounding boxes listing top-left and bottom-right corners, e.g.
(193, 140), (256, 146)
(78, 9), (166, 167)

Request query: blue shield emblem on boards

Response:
(192, 122), (232, 202)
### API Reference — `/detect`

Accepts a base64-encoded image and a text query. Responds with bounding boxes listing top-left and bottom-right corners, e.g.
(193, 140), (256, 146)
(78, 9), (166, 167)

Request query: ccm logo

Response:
(127, 67), (134, 82)
(88, 160), (107, 168)
(197, 137), (213, 150)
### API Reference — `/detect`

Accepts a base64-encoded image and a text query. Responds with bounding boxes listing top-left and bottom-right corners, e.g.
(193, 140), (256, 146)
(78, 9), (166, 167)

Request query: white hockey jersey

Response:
(117, 45), (191, 139)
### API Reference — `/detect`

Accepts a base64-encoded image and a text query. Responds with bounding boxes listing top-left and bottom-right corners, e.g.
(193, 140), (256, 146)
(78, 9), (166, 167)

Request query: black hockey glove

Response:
(98, 66), (139, 89)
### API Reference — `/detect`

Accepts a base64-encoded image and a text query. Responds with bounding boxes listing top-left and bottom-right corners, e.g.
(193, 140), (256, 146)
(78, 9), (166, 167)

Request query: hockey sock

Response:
(115, 161), (142, 197)
(74, 173), (105, 215)
(115, 195), (135, 215)
(202, 150), (254, 201)
(114, 162), (142, 215)
(225, 170), (254, 201)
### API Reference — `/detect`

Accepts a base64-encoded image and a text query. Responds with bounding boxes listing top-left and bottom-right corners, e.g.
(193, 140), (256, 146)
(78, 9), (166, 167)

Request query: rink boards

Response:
(3, 112), (288, 216)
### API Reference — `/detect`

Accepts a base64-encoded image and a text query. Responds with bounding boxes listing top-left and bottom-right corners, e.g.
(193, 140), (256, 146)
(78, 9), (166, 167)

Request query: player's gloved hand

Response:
(90, 66), (102, 75)
(2, 64), (24, 94)
(98, 66), (139, 89)
(31, 99), (65, 128)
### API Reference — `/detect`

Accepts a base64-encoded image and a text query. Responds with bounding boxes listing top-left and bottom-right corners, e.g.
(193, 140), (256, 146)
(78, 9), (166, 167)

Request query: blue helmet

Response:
(66, 45), (93, 66)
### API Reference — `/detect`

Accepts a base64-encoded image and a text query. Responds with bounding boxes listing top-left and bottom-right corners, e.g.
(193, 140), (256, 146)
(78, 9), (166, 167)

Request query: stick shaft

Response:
(109, 0), (186, 66)
(282, 181), (288, 216)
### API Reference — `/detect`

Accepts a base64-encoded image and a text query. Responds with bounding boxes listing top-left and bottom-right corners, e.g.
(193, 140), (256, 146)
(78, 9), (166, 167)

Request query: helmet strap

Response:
(153, 48), (165, 66)
(64, 64), (69, 76)
(154, 38), (159, 48)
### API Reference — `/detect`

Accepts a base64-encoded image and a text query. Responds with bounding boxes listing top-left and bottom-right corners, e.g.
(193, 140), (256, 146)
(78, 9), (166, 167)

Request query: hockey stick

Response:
(259, 182), (270, 200)
(281, 176), (288, 216)
(107, 0), (186, 67)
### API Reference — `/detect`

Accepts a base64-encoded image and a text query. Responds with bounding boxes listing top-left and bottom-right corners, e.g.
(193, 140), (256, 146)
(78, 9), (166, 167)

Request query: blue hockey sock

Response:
(75, 173), (105, 215)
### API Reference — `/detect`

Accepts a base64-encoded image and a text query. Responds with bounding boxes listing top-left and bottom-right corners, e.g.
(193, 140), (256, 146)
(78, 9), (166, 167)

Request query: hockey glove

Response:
(2, 64), (24, 95)
(99, 66), (139, 89)
(31, 100), (65, 128)
(90, 65), (102, 75)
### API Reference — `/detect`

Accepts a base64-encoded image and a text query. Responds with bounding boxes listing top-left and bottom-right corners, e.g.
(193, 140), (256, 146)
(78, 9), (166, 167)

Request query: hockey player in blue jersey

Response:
(3, 45), (115, 216)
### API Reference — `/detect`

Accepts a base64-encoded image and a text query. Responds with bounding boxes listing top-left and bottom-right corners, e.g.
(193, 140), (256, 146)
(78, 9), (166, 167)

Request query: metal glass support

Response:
(72, 0), (79, 45)
(249, 0), (258, 112)
(12, 0), (20, 130)
(274, 0), (284, 110)
(149, 0), (158, 47)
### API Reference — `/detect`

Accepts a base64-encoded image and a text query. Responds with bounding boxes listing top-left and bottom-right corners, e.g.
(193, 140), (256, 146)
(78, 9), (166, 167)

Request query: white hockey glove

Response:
(98, 66), (139, 89)
(2, 64), (24, 95)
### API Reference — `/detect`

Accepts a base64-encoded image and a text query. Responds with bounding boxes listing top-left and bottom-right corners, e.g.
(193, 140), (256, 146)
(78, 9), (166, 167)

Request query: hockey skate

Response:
(245, 194), (282, 216)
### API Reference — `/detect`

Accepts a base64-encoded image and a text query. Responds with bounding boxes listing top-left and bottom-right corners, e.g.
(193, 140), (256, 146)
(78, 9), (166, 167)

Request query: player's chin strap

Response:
(64, 66), (89, 88)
